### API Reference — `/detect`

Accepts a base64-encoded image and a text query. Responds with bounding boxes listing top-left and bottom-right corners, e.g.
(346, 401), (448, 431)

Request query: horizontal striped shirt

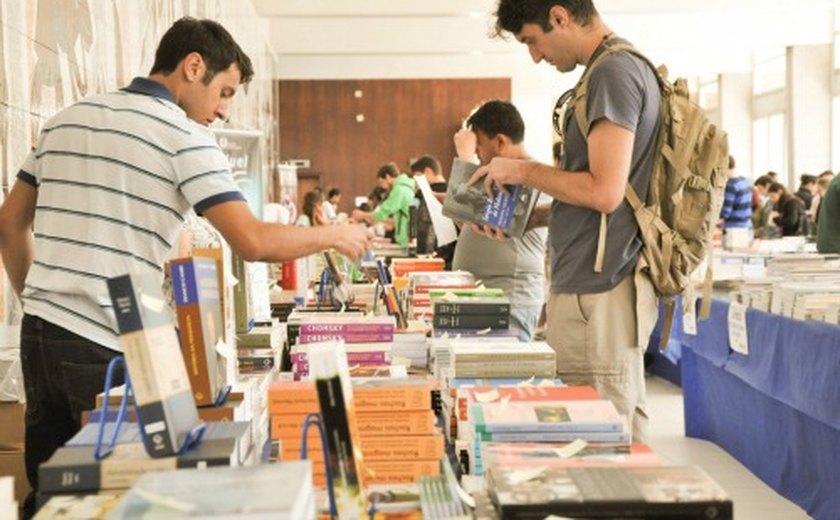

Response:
(18, 77), (244, 350)
(719, 176), (753, 230)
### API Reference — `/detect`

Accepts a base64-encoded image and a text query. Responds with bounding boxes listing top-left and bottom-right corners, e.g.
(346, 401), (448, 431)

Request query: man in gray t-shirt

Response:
(452, 100), (547, 340)
(473, 1), (661, 443)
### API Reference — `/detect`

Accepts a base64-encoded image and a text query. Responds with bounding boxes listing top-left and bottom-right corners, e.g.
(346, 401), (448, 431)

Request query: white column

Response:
(719, 73), (753, 178)
(787, 44), (833, 189)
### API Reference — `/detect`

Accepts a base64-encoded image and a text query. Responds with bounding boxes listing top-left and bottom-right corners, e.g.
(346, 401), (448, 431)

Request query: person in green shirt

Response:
(816, 173), (840, 253)
(352, 162), (416, 246)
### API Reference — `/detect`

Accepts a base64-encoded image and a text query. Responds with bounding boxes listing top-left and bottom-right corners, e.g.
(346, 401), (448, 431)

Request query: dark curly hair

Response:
(494, 0), (598, 37)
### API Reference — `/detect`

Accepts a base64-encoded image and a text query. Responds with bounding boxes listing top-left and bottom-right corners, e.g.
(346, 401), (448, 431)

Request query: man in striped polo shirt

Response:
(719, 155), (753, 234)
(0, 17), (371, 503)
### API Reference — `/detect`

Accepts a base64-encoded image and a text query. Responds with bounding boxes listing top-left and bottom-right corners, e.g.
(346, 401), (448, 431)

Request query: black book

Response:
(433, 314), (510, 330)
(487, 466), (733, 520)
(433, 298), (511, 316)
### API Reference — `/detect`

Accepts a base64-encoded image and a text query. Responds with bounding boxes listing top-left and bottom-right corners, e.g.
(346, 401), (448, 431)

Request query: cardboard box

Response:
(0, 402), (24, 444)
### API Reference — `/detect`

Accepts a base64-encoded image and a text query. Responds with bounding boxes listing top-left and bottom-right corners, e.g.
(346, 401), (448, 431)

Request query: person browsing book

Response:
(351, 162), (416, 246)
(0, 17), (371, 512)
(451, 100), (547, 341)
(467, 0), (662, 443)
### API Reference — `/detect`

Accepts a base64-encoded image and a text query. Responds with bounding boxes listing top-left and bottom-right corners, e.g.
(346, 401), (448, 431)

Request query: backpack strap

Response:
(568, 41), (669, 275)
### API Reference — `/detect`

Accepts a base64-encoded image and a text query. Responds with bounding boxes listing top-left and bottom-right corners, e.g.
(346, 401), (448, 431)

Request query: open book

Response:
(442, 158), (539, 238)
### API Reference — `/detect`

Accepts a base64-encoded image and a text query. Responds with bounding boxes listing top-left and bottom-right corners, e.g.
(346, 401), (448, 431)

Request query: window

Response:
(833, 97), (840, 172)
(753, 113), (786, 183)
(753, 48), (786, 96)
(698, 76), (719, 111)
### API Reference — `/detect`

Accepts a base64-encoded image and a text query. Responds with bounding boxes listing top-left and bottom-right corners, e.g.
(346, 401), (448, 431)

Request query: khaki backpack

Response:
(563, 41), (728, 345)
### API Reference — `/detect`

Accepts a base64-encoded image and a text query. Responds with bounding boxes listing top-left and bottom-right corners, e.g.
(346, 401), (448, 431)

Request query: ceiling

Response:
(252, 0), (839, 80)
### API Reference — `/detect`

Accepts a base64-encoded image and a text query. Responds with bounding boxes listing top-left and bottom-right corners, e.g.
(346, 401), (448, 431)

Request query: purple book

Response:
(298, 332), (394, 344)
(298, 323), (395, 335)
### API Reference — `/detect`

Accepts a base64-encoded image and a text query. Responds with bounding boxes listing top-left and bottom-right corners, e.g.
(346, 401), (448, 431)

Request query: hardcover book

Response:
(487, 466), (732, 520)
(106, 273), (202, 458)
(442, 158), (539, 238)
(434, 297), (511, 316)
(433, 314), (510, 330)
(169, 256), (223, 406)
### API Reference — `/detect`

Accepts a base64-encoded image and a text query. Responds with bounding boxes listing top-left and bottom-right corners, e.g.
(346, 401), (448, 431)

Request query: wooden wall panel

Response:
(277, 78), (511, 214)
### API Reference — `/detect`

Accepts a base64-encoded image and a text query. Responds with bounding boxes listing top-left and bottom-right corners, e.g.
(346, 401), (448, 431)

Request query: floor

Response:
(645, 376), (812, 520)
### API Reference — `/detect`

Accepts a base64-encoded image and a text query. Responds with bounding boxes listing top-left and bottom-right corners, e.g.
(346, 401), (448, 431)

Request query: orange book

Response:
(267, 380), (318, 415)
(271, 419), (323, 441)
(356, 410), (437, 437)
(364, 460), (441, 484)
(361, 434), (444, 461)
(354, 381), (434, 412)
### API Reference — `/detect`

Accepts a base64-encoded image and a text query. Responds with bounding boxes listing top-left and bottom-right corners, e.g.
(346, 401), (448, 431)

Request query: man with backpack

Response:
(470, 0), (727, 443)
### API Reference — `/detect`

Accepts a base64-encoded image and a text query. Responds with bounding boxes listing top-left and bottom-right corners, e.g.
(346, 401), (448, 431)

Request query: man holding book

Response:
(452, 100), (548, 341)
(469, 0), (662, 442)
(0, 17), (371, 511)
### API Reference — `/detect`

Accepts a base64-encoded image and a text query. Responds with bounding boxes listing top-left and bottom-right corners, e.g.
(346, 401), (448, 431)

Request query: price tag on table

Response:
(728, 302), (749, 355)
(683, 296), (698, 336)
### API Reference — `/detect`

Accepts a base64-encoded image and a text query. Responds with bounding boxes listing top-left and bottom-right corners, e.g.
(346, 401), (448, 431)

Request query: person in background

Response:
(766, 171), (779, 183)
(718, 155), (752, 233)
(452, 100), (548, 341)
(296, 190), (327, 227)
(324, 187), (341, 221)
(469, 0), (663, 443)
(352, 163), (416, 246)
(816, 173), (840, 253)
(794, 174), (817, 211)
(768, 182), (806, 236)
(0, 17), (371, 516)
(410, 155), (455, 269)
(752, 175), (774, 238)
(813, 176), (832, 225)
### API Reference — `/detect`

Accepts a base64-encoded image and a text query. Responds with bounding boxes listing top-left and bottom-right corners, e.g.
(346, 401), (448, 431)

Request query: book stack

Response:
(283, 308), (365, 370)
(432, 292), (511, 331)
(465, 400), (631, 476)
(485, 465), (732, 520)
(391, 257), (445, 278)
(352, 378), (442, 485)
(236, 318), (283, 375)
(291, 316), (396, 379)
(392, 320), (431, 369)
(408, 271), (476, 318)
(449, 342), (555, 379)
(37, 421), (251, 500)
(480, 442), (660, 472)
(87, 389), (250, 425)
(108, 461), (316, 519)
(267, 380), (327, 487)
(430, 338), (522, 386)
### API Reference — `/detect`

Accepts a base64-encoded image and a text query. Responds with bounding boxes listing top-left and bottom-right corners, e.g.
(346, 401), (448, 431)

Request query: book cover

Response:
(308, 341), (367, 519)
(364, 460), (441, 485)
(108, 461), (315, 519)
(267, 381), (319, 415)
(353, 379), (435, 412)
(231, 253), (254, 334)
(169, 256), (223, 406)
(480, 442), (660, 469)
(442, 158), (539, 238)
(487, 466), (732, 520)
(472, 400), (624, 433)
(106, 274), (201, 458)
(355, 410), (437, 437)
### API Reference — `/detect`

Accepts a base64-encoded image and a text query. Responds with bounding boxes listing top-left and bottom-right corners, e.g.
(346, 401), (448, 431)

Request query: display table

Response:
(668, 298), (840, 520)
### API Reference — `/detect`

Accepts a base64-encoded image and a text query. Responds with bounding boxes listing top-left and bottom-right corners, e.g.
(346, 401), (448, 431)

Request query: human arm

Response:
(526, 203), (552, 231)
(468, 118), (634, 214)
(0, 180), (37, 295)
(203, 200), (372, 262)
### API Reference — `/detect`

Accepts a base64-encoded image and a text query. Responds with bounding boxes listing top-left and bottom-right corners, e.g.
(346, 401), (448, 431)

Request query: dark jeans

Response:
(19, 314), (123, 494)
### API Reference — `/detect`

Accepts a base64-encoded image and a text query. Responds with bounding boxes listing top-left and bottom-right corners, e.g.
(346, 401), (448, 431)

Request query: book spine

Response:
(360, 435), (444, 461)
(364, 460), (441, 485)
(232, 254), (253, 333)
(434, 302), (511, 315)
(291, 351), (389, 365)
(171, 260), (215, 406)
(38, 455), (176, 493)
(298, 332), (394, 344)
(298, 323), (394, 335)
(354, 387), (432, 412)
(355, 411), (437, 436)
(433, 315), (510, 329)
(267, 386), (319, 415)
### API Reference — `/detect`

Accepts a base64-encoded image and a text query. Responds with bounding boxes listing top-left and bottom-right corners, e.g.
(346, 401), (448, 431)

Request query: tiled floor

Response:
(645, 376), (812, 520)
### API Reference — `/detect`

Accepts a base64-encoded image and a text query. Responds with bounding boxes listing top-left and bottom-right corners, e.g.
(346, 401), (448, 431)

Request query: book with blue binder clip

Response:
(107, 273), (204, 459)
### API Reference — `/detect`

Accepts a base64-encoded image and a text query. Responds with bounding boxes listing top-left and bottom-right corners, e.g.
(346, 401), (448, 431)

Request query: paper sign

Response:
(554, 439), (588, 459)
(507, 467), (545, 485)
(728, 302), (749, 355)
(683, 296), (698, 336)
(414, 175), (458, 246)
(473, 389), (501, 403)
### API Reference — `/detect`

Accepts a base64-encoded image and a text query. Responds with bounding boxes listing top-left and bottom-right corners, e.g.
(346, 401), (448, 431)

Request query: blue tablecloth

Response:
(679, 299), (840, 520)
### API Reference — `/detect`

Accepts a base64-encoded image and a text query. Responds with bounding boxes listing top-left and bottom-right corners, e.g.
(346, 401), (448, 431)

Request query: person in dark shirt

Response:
(410, 155), (455, 268)
(768, 182), (806, 236)
(795, 174), (816, 211)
